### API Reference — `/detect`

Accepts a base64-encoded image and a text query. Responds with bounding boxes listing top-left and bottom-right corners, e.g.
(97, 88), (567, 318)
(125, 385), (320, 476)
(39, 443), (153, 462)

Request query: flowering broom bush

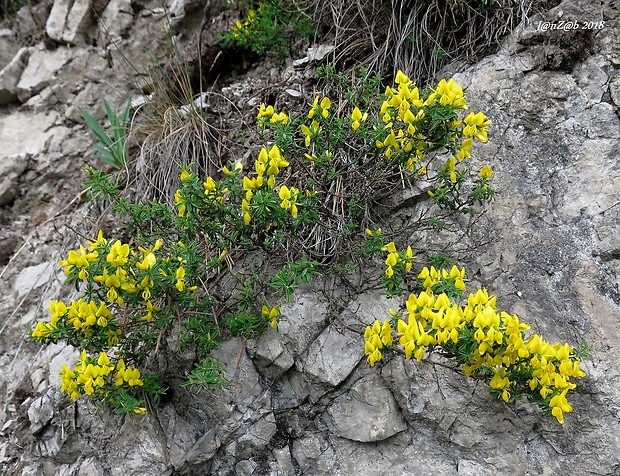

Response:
(30, 69), (504, 415)
(363, 265), (590, 424)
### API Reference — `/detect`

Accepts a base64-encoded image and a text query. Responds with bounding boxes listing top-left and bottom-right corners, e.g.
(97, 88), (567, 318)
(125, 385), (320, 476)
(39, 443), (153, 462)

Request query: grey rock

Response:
(168, 0), (202, 28)
(278, 293), (330, 355)
(16, 46), (72, 102)
(62, 0), (93, 45)
(27, 389), (60, 435)
(253, 330), (295, 380)
(302, 326), (363, 386)
(13, 261), (57, 298)
(611, 73), (620, 107)
(272, 447), (295, 475)
(0, 29), (19, 71)
(325, 373), (407, 442)
(0, 177), (17, 206)
(235, 459), (257, 476)
(272, 369), (310, 410)
(574, 55), (608, 104)
(99, 0), (134, 41)
(183, 428), (221, 467)
(46, 0), (72, 42)
(0, 110), (57, 159)
(291, 434), (333, 473)
(0, 47), (30, 104)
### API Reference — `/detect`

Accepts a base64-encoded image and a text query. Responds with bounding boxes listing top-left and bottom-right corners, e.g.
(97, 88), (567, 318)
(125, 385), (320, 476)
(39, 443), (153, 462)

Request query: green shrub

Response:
(30, 69), (499, 414)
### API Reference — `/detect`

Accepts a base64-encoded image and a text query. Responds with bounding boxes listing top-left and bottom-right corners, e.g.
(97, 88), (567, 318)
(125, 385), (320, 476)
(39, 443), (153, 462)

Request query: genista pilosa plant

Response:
(363, 264), (590, 424)
(31, 70), (512, 416)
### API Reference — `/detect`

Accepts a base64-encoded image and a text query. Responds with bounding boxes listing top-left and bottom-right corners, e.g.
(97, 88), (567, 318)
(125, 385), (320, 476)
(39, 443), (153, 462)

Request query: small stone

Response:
(0, 47), (30, 105)
(182, 428), (221, 467)
(16, 46), (72, 102)
(0, 177), (16, 206)
(27, 389), (58, 435)
(46, 0), (72, 42)
(61, 0), (93, 44)
(254, 331), (294, 380)
(273, 447), (295, 474)
(302, 326), (363, 386)
(13, 261), (57, 298)
(324, 373), (407, 442)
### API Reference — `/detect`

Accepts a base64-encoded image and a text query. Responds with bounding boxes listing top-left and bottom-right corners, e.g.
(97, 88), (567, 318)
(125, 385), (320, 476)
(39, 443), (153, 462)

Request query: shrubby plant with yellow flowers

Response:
(31, 69), (503, 416)
(363, 265), (590, 424)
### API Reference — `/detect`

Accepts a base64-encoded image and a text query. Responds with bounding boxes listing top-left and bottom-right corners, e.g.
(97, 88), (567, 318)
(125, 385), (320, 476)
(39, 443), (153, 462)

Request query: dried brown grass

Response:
(313, 0), (530, 83)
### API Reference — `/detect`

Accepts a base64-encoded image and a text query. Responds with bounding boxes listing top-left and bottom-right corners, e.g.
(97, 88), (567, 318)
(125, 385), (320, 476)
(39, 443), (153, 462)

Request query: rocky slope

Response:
(1, 0), (619, 475)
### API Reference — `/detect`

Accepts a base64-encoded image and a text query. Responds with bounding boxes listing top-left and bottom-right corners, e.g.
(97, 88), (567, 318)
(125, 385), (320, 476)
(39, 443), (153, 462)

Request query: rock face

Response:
(1, 0), (620, 475)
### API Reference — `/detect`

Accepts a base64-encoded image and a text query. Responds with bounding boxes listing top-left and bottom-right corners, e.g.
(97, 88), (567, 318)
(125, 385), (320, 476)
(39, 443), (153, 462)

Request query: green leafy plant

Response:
(30, 70), (499, 415)
(79, 98), (132, 169)
(219, 0), (314, 62)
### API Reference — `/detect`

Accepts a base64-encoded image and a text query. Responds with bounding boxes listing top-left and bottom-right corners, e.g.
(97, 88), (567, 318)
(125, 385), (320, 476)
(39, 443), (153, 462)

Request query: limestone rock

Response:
(46, 0), (94, 44)
(13, 261), (57, 298)
(324, 374), (407, 442)
(46, 0), (72, 42)
(252, 330), (295, 380)
(0, 47), (31, 105)
(0, 177), (17, 206)
(99, 0), (134, 41)
(181, 428), (221, 470)
(62, 0), (93, 45)
(16, 46), (72, 102)
(302, 326), (363, 386)
(278, 293), (330, 355)
(27, 389), (61, 435)
(0, 111), (57, 159)
(0, 28), (19, 71)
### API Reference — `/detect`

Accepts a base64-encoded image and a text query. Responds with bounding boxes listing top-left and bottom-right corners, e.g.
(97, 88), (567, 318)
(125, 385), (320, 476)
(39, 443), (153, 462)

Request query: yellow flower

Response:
(106, 240), (130, 267)
(549, 389), (572, 424)
(463, 111), (491, 142)
(180, 170), (191, 182)
(320, 97), (331, 117)
(88, 230), (107, 251)
(480, 165), (492, 179)
(222, 161), (243, 176)
(204, 176), (216, 192)
(175, 266), (186, 292)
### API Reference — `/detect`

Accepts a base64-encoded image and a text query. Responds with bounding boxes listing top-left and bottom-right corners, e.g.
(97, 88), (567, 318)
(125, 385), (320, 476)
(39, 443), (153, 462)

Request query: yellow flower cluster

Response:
(59, 244), (98, 281)
(60, 350), (115, 400)
(33, 232), (177, 346)
(364, 320), (393, 366)
(363, 266), (587, 424)
(278, 185), (299, 218)
(31, 298), (122, 345)
(418, 265), (465, 290)
(262, 304), (281, 329)
(463, 111), (491, 143)
(308, 96), (331, 119)
(381, 241), (413, 277)
(242, 145), (291, 225)
(59, 350), (144, 413)
(257, 103), (289, 125)
(232, 6), (258, 42)
(366, 71), (491, 177)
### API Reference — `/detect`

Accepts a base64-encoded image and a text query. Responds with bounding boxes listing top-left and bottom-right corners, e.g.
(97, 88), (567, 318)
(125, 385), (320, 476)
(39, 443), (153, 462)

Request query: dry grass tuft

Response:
(313, 0), (530, 83)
